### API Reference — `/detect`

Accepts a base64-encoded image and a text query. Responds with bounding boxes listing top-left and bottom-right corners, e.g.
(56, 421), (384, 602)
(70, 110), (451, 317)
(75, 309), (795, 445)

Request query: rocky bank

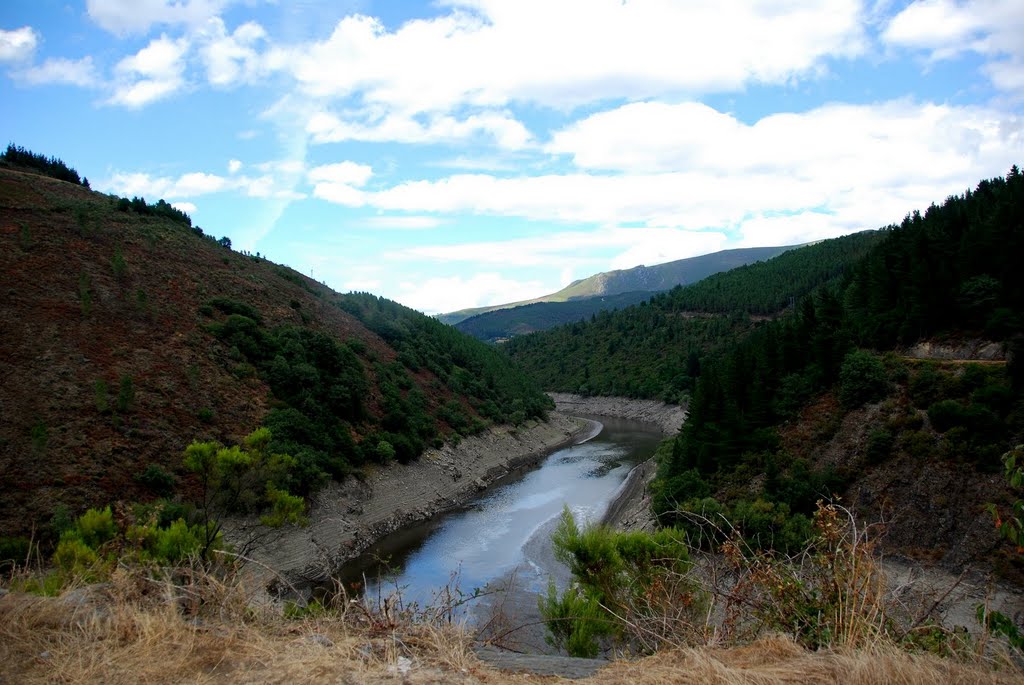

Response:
(548, 393), (688, 435)
(230, 412), (589, 591)
(548, 393), (687, 532)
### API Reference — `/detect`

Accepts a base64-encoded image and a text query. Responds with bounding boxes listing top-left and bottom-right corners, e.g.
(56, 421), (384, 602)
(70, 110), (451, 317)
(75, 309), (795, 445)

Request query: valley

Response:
(2, 151), (1023, 683)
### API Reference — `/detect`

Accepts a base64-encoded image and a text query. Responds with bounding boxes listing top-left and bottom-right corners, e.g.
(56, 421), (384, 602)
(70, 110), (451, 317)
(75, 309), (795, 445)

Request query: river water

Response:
(335, 416), (664, 647)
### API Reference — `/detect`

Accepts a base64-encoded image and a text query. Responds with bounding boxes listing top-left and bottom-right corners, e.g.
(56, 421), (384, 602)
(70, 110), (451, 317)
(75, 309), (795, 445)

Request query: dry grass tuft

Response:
(590, 637), (1022, 685)
(2, 579), (1020, 685)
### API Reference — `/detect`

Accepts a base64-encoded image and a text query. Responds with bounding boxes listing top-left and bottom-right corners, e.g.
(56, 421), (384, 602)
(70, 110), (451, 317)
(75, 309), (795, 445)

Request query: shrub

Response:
(75, 506), (116, 548)
(136, 464), (177, 497)
(928, 399), (966, 433)
(839, 350), (889, 408)
(865, 428), (895, 464)
(540, 508), (704, 656)
(53, 536), (99, 577)
(0, 536), (31, 571)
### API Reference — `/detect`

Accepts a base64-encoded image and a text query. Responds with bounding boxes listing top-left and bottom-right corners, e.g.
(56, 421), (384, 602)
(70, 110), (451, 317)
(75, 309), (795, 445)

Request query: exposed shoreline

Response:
(232, 412), (590, 591)
(547, 393), (687, 531)
(548, 392), (687, 436)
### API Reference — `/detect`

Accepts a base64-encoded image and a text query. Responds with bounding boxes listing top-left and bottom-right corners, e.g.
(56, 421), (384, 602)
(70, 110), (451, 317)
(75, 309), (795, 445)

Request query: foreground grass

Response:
(1, 570), (1020, 685)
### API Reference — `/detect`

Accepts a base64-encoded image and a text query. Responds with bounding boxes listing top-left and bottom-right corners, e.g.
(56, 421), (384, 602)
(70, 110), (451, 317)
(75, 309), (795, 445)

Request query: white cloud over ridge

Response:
(102, 166), (303, 201)
(395, 272), (549, 315)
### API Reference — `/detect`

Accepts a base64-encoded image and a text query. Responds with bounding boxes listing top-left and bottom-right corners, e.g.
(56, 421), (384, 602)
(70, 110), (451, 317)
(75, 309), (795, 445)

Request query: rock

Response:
(475, 645), (607, 679)
(307, 633), (334, 648)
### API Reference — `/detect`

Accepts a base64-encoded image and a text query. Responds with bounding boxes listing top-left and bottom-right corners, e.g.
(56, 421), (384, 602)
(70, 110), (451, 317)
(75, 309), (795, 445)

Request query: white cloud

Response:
(18, 57), (100, 87)
(307, 161), (374, 207)
(109, 35), (190, 107)
(86, 0), (230, 36)
(307, 161), (373, 186)
(102, 165), (303, 201)
(171, 201), (198, 214)
(174, 171), (228, 195)
(395, 227), (729, 270)
(306, 108), (532, 149)
(736, 212), (855, 248)
(195, 18), (266, 86)
(0, 26), (37, 62)
(228, 159), (242, 173)
(363, 215), (443, 230)
(300, 99), (1024, 256)
(268, 1), (866, 118)
(546, 100), (1019, 183)
(394, 272), (549, 315)
(883, 0), (1024, 93)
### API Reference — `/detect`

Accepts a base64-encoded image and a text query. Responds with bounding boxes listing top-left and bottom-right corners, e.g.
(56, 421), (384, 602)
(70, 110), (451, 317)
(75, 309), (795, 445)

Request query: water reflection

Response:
(335, 416), (663, 616)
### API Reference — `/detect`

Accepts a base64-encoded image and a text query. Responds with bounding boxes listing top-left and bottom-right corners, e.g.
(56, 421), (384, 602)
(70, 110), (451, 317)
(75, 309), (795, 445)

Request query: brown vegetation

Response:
(1, 575), (1019, 685)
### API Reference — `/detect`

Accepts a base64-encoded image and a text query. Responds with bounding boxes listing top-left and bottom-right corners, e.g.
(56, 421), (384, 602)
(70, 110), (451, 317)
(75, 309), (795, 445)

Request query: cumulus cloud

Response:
(306, 108), (532, 148)
(883, 0), (1024, 93)
(86, 0), (229, 36)
(102, 163), (304, 201)
(17, 57), (100, 87)
(300, 99), (1024, 262)
(268, 1), (866, 113)
(0, 26), (37, 62)
(195, 18), (266, 86)
(394, 272), (549, 315)
(363, 215), (443, 230)
(307, 161), (373, 186)
(307, 161), (373, 207)
(396, 227), (729, 270)
(109, 35), (190, 107)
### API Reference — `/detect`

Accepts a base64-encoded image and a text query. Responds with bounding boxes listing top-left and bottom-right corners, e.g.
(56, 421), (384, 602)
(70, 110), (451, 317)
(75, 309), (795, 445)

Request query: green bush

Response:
(136, 464), (177, 497)
(928, 399), (966, 432)
(75, 506), (116, 548)
(839, 350), (889, 408)
(0, 536), (31, 571)
(865, 428), (895, 464)
(541, 508), (703, 657)
(53, 536), (100, 577)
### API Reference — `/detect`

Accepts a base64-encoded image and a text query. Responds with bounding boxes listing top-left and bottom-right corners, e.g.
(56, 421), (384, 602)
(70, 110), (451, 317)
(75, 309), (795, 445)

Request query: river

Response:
(335, 415), (664, 648)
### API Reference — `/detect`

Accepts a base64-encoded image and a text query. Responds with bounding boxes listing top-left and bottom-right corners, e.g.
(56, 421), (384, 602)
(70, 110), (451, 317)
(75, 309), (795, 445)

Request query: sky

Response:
(2, 1), (1023, 315)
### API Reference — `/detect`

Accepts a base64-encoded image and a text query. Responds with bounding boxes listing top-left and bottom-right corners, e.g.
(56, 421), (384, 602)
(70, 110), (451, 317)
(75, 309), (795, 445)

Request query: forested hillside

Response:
(651, 168), (1023, 573)
(455, 290), (656, 341)
(439, 245), (794, 326)
(505, 231), (881, 401)
(0, 161), (550, 539)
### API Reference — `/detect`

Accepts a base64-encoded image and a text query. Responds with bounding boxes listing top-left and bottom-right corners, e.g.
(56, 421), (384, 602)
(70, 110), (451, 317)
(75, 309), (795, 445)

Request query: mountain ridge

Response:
(438, 244), (797, 326)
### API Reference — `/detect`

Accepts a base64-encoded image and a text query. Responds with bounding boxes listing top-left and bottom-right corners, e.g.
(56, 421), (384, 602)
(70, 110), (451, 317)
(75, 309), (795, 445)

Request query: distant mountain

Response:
(456, 291), (657, 341)
(439, 245), (797, 327)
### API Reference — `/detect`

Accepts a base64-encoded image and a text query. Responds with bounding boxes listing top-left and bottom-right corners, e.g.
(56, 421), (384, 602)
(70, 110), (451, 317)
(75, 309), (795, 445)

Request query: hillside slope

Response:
(651, 168), (1024, 575)
(0, 166), (549, 539)
(505, 231), (881, 400)
(438, 245), (795, 325)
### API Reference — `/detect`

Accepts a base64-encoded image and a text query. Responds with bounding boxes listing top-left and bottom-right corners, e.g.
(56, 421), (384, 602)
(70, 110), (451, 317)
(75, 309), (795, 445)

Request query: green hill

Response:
(505, 231), (882, 400)
(0, 157), (550, 539)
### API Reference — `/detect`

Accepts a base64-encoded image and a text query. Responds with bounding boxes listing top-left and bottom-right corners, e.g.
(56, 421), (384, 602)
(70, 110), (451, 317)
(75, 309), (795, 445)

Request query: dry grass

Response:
(2, 570), (1020, 685)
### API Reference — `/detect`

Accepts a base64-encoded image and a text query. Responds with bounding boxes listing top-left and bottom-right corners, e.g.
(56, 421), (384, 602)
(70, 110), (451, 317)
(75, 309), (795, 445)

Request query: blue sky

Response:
(2, 1), (1023, 314)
